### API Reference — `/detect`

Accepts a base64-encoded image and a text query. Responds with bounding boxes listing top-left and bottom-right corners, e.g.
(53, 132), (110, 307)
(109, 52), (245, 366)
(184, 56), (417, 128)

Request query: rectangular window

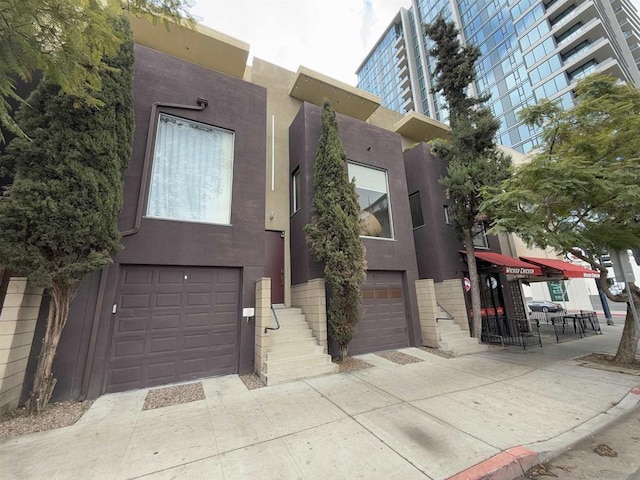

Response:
(147, 114), (234, 224)
(472, 224), (489, 249)
(444, 205), (451, 225)
(567, 59), (598, 82)
(408, 192), (424, 229)
(348, 163), (393, 239)
(291, 168), (301, 214)
(555, 22), (583, 44)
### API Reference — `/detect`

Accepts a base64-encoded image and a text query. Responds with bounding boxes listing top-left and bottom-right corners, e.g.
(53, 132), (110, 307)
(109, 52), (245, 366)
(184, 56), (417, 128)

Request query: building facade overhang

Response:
(288, 66), (381, 121)
(129, 14), (250, 79)
(393, 111), (450, 143)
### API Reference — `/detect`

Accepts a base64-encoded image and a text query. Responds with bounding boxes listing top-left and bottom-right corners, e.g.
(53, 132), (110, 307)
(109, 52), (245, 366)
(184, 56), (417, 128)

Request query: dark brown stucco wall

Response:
(404, 143), (466, 282)
(289, 102), (422, 347)
(33, 44), (267, 401)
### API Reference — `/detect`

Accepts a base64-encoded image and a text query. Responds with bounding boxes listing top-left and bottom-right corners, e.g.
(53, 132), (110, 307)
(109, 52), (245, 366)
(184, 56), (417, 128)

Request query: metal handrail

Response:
(265, 305), (281, 333)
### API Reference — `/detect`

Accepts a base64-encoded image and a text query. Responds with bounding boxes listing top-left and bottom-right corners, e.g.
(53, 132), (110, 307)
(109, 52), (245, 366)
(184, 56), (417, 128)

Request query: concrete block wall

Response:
(434, 279), (470, 332)
(254, 277), (271, 375)
(415, 279), (439, 348)
(0, 278), (43, 414)
(290, 278), (328, 349)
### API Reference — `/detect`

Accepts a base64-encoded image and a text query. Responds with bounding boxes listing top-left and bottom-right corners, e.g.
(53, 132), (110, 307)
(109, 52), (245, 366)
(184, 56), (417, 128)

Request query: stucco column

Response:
(254, 278), (271, 375)
(0, 278), (44, 414)
(415, 279), (439, 348)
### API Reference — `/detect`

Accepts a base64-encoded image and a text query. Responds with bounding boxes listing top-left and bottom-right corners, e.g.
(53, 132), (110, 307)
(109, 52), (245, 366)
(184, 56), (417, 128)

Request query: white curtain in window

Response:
(148, 114), (234, 224)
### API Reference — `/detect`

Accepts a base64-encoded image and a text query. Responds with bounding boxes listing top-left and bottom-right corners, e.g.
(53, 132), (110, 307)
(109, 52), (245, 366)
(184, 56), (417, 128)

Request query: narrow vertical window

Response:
(472, 224), (489, 249)
(292, 168), (300, 214)
(444, 205), (451, 225)
(409, 192), (424, 229)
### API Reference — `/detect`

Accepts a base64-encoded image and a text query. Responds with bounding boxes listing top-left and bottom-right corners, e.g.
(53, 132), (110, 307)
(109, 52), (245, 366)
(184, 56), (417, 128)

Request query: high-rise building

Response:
(357, 0), (640, 153)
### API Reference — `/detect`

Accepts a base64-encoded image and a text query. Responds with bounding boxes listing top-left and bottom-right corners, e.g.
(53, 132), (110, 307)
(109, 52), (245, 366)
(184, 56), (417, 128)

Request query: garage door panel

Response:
(113, 337), (145, 357)
(123, 269), (153, 285)
(187, 292), (211, 306)
(151, 314), (181, 330)
(188, 270), (214, 284)
(349, 271), (409, 356)
(148, 361), (177, 381)
(185, 312), (210, 328)
(155, 293), (181, 308)
(376, 289), (389, 299)
(183, 333), (209, 349)
(211, 330), (236, 346)
(215, 290), (240, 303)
(107, 265), (240, 393)
(180, 357), (208, 375)
(149, 336), (179, 354)
(158, 269), (184, 284)
(109, 366), (142, 387)
(116, 316), (146, 333)
(121, 293), (151, 309)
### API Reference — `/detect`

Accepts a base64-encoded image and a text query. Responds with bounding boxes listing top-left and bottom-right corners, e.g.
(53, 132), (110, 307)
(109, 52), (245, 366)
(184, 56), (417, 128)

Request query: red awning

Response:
(463, 251), (543, 276)
(519, 256), (600, 279)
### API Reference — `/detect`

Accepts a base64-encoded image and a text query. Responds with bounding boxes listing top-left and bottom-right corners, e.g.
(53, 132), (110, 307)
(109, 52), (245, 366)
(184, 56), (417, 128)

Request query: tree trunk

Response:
(26, 282), (72, 415)
(463, 228), (483, 341)
(339, 344), (348, 362)
(613, 288), (639, 364)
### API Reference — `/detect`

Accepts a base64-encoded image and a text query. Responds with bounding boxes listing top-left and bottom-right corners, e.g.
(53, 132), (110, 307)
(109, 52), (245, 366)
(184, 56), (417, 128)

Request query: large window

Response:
(348, 163), (393, 239)
(147, 114), (234, 224)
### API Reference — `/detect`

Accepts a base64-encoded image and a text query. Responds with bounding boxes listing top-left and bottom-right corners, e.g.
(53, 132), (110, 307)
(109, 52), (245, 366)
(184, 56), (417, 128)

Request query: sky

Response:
(191, 0), (411, 85)
(191, 0), (640, 87)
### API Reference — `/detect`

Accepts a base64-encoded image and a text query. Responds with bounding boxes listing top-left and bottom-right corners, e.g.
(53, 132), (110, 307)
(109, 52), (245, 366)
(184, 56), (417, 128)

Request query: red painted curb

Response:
(447, 447), (539, 480)
(631, 386), (640, 396)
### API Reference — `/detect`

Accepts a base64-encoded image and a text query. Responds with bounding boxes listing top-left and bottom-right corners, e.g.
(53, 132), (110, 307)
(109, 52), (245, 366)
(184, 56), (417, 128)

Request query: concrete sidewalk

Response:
(1, 324), (639, 480)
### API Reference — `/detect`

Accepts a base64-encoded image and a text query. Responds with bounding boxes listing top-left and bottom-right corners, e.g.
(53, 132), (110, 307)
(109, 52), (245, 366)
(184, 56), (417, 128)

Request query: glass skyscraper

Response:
(356, 0), (640, 153)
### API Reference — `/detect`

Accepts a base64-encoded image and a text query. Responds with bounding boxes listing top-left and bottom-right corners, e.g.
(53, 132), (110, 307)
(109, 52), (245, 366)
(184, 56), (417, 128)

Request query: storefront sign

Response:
(505, 266), (536, 275)
(547, 281), (568, 301)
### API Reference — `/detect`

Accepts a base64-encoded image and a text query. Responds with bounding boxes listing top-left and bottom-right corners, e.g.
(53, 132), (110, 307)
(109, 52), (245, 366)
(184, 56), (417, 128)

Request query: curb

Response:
(447, 446), (538, 480)
(446, 385), (640, 480)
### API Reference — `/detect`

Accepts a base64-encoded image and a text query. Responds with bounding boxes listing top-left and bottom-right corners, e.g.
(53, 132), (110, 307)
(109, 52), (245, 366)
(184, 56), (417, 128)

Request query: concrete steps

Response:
(262, 307), (338, 385)
(436, 319), (488, 356)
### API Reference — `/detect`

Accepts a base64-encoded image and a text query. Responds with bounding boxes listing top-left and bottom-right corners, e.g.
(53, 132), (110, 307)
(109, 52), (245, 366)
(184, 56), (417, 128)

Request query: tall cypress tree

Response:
(425, 16), (511, 340)
(0, 15), (134, 414)
(305, 100), (366, 360)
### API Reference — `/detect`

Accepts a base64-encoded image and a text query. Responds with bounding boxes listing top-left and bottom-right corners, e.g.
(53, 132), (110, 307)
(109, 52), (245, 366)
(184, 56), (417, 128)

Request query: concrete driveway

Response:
(1, 324), (639, 480)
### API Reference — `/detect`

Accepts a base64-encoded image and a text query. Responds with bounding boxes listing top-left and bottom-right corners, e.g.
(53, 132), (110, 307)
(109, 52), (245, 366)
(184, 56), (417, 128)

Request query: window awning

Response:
(462, 251), (543, 276)
(519, 256), (600, 279)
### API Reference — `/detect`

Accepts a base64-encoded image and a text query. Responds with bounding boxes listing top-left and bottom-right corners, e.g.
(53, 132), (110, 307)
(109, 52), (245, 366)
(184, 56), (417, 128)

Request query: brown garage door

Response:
(349, 271), (408, 355)
(106, 265), (240, 393)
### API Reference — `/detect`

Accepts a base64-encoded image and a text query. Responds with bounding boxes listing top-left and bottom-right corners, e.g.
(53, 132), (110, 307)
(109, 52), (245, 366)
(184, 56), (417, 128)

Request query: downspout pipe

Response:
(79, 98), (209, 401)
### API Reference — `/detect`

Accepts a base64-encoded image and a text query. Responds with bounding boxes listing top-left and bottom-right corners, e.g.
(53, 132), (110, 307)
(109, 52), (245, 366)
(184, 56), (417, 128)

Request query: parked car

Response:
(527, 300), (565, 313)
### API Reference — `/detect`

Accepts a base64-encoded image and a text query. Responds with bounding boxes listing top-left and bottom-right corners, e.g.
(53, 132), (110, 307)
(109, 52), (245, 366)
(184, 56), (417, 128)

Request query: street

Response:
(521, 405), (640, 480)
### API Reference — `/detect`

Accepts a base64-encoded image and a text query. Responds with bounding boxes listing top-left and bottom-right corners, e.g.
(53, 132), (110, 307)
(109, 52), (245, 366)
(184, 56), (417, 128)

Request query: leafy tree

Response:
(0, 0), (193, 142)
(305, 100), (367, 360)
(483, 74), (640, 363)
(424, 16), (511, 340)
(0, 15), (135, 414)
